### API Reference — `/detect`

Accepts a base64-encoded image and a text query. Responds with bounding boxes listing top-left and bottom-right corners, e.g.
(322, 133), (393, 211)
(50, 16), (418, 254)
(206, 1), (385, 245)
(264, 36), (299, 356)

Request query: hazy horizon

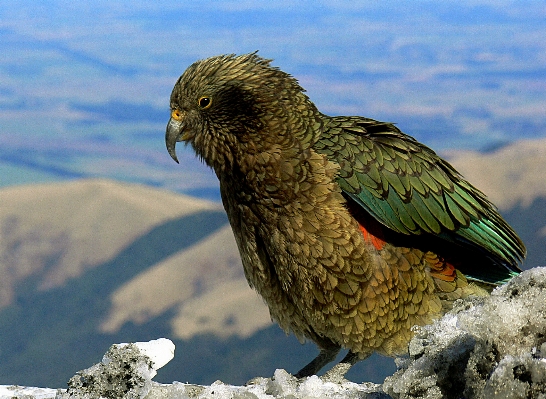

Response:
(1, 1), (545, 200)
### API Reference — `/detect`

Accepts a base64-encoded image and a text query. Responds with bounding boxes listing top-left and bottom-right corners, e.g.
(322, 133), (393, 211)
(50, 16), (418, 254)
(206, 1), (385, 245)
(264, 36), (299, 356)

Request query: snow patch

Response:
(0, 385), (59, 399)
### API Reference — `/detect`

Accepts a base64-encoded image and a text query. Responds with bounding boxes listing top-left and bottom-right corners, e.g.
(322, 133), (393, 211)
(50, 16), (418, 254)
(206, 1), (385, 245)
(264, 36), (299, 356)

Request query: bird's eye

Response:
(198, 97), (212, 109)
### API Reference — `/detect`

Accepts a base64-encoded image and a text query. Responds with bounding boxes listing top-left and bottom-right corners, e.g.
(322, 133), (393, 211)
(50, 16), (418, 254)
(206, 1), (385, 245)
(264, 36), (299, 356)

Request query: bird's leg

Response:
(321, 350), (362, 383)
(294, 343), (341, 378)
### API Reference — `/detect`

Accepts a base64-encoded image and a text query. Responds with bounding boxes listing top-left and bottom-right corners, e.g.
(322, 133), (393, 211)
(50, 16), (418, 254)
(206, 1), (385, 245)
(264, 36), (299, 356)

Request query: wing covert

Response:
(314, 116), (525, 271)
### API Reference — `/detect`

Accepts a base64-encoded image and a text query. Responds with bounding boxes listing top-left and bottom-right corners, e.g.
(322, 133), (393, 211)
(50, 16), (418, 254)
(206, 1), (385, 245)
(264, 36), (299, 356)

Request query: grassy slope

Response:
(0, 210), (228, 387)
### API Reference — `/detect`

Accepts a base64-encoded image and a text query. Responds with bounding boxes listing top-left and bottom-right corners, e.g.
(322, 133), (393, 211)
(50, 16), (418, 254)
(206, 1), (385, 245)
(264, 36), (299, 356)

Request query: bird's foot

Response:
(320, 350), (360, 384)
(320, 361), (352, 384)
(294, 345), (341, 379)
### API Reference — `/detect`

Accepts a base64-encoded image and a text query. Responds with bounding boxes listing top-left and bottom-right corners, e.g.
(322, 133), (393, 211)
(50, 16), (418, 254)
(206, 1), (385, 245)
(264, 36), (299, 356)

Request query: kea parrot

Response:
(165, 53), (525, 381)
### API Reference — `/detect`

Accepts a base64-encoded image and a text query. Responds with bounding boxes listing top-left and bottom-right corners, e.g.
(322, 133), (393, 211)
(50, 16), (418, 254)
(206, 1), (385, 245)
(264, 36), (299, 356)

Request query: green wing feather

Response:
(314, 116), (526, 283)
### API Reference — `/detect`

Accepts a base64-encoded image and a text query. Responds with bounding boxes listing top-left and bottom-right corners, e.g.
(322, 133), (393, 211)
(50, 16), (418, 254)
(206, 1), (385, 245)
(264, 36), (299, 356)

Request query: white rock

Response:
(58, 338), (176, 399)
(117, 337), (176, 378)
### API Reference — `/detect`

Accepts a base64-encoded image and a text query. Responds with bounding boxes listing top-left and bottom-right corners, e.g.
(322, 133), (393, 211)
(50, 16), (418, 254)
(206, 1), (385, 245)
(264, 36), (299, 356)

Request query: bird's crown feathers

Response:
(177, 52), (304, 97)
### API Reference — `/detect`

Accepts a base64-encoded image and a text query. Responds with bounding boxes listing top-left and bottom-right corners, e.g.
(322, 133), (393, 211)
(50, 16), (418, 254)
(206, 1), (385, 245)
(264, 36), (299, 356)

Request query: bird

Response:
(165, 52), (526, 381)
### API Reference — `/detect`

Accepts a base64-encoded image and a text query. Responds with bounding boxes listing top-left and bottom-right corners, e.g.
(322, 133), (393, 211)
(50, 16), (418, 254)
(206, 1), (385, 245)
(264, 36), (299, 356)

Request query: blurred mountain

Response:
(447, 137), (546, 210)
(0, 179), (220, 307)
(99, 224), (272, 340)
(0, 138), (545, 388)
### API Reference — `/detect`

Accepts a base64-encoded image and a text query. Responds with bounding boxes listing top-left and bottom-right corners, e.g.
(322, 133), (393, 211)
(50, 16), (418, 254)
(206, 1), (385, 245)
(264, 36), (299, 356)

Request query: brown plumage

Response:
(165, 53), (525, 380)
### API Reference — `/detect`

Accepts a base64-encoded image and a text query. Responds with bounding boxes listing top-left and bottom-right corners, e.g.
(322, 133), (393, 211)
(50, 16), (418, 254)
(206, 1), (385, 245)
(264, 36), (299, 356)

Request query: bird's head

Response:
(166, 53), (319, 174)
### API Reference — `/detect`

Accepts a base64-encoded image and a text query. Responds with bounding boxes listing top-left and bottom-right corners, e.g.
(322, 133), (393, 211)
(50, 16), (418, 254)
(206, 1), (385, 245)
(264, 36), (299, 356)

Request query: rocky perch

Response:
(383, 266), (546, 399)
(2, 268), (546, 399)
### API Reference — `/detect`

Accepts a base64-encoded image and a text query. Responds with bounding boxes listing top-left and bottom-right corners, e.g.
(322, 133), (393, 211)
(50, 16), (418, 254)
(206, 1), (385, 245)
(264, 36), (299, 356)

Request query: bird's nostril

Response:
(171, 109), (183, 120)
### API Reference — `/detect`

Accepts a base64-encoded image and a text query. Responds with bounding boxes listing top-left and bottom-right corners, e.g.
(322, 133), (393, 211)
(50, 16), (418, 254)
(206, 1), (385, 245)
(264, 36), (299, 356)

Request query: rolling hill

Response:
(0, 138), (545, 387)
(0, 179), (221, 308)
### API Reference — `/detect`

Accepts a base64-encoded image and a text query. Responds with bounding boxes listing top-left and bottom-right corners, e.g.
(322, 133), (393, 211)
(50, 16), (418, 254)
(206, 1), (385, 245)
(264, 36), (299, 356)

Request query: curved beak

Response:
(165, 115), (185, 164)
